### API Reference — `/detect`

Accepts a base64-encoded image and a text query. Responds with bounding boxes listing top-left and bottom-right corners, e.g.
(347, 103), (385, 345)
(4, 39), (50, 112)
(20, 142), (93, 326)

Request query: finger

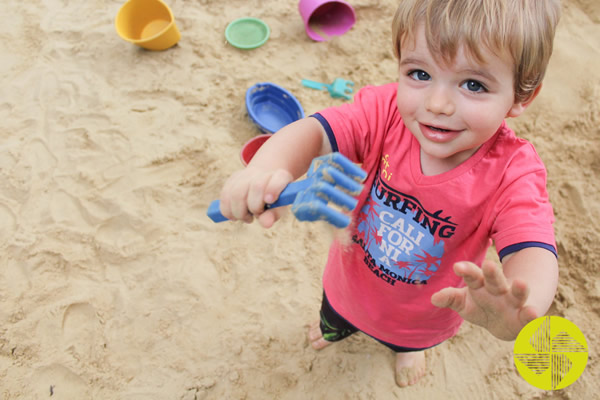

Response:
(264, 170), (294, 205)
(230, 190), (251, 221)
(219, 196), (233, 221)
(219, 174), (237, 220)
(219, 186), (243, 221)
(517, 305), (538, 327)
(257, 210), (275, 228)
(509, 279), (530, 309)
(257, 208), (287, 228)
(431, 287), (467, 313)
(453, 262), (484, 290)
(247, 175), (270, 215)
(481, 260), (509, 296)
(221, 172), (253, 221)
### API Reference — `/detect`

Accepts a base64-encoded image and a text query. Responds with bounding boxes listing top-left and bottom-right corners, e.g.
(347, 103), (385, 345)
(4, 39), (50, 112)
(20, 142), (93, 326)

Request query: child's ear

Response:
(506, 84), (543, 118)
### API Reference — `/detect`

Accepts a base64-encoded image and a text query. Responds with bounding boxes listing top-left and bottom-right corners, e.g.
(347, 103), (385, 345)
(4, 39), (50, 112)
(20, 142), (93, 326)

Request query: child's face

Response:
(396, 24), (528, 171)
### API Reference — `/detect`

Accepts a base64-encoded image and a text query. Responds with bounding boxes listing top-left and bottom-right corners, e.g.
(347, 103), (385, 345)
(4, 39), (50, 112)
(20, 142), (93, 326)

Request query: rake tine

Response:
(310, 153), (367, 184)
(312, 166), (363, 197)
(291, 196), (352, 228)
(207, 153), (367, 226)
(310, 180), (359, 211)
(345, 81), (354, 93)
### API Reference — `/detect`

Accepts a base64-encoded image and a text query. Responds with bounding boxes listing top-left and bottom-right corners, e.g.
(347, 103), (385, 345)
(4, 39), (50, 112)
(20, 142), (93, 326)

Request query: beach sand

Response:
(0, 0), (598, 398)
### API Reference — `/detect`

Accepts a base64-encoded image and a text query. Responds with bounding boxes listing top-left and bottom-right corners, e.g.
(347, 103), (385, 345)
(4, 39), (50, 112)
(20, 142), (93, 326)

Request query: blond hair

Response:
(392, 0), (561, 103)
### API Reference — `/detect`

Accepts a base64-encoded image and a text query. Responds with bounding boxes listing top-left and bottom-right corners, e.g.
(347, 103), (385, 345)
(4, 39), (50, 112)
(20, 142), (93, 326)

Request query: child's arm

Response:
(219, 117), (332, 228)
(431, 247), (558, 341)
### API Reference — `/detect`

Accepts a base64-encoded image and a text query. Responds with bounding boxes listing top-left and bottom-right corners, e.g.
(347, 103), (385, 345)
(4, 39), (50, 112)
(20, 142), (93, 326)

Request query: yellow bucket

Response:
(115, 0), (181, 51)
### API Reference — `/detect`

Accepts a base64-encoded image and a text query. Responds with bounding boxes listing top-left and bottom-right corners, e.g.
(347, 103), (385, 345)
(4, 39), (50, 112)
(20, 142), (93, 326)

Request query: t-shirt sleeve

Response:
(313, 84), (399, 164)
(489, 145), (556, 258)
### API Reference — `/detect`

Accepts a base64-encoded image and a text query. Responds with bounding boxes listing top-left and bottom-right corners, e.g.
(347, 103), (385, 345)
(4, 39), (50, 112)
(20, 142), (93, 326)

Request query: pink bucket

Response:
(298, 0), (356, 42)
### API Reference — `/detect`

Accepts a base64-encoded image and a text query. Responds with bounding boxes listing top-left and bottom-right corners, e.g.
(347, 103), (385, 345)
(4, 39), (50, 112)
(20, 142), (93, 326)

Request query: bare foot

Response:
(395, 351), (427, 387)
(308, 320), (333, 350)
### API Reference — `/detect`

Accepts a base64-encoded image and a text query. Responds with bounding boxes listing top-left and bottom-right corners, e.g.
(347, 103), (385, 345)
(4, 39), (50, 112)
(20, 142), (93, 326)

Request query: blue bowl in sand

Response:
(245, 82), (305, 134)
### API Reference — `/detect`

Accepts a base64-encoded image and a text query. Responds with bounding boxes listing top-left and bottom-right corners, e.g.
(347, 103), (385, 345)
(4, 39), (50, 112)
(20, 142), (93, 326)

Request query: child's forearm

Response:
(502, 246), (559, 318)
(248, 117), (331, 179)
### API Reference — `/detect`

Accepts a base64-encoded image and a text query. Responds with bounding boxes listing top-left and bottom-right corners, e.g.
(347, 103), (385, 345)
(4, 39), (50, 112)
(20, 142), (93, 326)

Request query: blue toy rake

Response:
(207, 153), (367, 228)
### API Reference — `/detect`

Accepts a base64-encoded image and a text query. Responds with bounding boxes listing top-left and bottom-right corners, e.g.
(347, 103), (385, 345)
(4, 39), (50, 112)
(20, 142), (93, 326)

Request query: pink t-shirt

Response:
(316, 83), (556, 348)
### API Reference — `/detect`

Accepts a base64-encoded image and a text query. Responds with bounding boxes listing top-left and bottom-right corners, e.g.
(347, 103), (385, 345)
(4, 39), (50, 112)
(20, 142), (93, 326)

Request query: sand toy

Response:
(225, 17), (270, 49)
(115, 0), (180, 51)
(240, 134), (271, 166)
(207, 153), (367, 228)
(246, 82), (305, 133)
(298, 0), (356, 41)
(301, 77), (355, 100)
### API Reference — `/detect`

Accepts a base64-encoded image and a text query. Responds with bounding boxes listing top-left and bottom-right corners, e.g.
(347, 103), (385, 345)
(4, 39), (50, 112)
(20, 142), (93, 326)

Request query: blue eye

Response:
(462, 80), (486, 92)
(409, 70), (431, 81)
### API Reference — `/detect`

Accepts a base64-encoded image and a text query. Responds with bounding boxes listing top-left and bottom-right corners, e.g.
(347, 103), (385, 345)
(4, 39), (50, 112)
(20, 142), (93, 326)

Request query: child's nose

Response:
(425, 85), (455, 116)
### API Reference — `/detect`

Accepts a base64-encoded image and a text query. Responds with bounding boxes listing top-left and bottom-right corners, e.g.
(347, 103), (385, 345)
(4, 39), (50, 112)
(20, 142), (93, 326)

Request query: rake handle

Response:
(301, 79), (330, 91)
(207, 179), (311, 223)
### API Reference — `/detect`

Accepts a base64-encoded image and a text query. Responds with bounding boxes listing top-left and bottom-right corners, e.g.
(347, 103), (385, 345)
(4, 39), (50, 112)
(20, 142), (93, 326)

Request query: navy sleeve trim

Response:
(311, 113), (339, 152)
(498, 242), (557, 260)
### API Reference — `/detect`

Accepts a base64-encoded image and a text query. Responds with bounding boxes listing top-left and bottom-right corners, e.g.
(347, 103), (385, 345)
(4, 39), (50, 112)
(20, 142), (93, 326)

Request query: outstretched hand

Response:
(431, 260), (539, 341)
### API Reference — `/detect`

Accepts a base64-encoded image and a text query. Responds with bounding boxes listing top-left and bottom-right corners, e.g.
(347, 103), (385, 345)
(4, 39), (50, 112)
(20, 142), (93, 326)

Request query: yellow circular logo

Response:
(514, 316), (588, 390)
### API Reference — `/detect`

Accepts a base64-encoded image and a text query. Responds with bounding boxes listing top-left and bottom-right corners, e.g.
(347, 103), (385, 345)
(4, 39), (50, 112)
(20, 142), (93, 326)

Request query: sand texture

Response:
(0, 0), (598, 398)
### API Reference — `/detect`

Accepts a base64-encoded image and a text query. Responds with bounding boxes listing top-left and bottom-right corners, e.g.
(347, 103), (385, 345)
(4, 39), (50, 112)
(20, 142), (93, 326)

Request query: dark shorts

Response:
(319, 291), (437, 353)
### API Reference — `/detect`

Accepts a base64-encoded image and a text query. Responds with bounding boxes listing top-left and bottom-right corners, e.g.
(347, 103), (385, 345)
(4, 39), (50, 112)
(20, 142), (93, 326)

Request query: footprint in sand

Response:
(23, 138), (58, 180)
(558, 182), (589, 219)
(95, 215), (149, 260)
(0, 203), (17, 246)
(61, 302), (102, 361)
(50, 190), (96, 229)
(35, 70), (79, 111)
(31, 363), (90, 398)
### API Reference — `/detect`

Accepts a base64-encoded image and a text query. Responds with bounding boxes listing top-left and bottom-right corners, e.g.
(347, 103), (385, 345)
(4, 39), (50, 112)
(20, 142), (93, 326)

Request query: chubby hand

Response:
(219, 166), (293, 228)
(431, 260), (538, 341)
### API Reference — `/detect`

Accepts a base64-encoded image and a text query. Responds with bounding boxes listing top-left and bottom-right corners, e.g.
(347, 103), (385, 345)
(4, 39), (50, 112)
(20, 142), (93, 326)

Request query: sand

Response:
(0, 0), (598, 399)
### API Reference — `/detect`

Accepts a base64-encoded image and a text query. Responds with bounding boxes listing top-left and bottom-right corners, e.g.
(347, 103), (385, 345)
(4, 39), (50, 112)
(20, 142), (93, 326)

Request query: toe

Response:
(395, 351), (426, 388)
(307, 320), (333, 351)
(311, 337), (331, 350)
(395, 369), (410, 387)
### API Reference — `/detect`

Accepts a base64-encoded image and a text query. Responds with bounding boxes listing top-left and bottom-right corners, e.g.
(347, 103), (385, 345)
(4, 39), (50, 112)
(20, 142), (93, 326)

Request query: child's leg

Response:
(309, 292), (358, 350)
(310, 292), (428, 387)
(395, 351), (427, 387)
